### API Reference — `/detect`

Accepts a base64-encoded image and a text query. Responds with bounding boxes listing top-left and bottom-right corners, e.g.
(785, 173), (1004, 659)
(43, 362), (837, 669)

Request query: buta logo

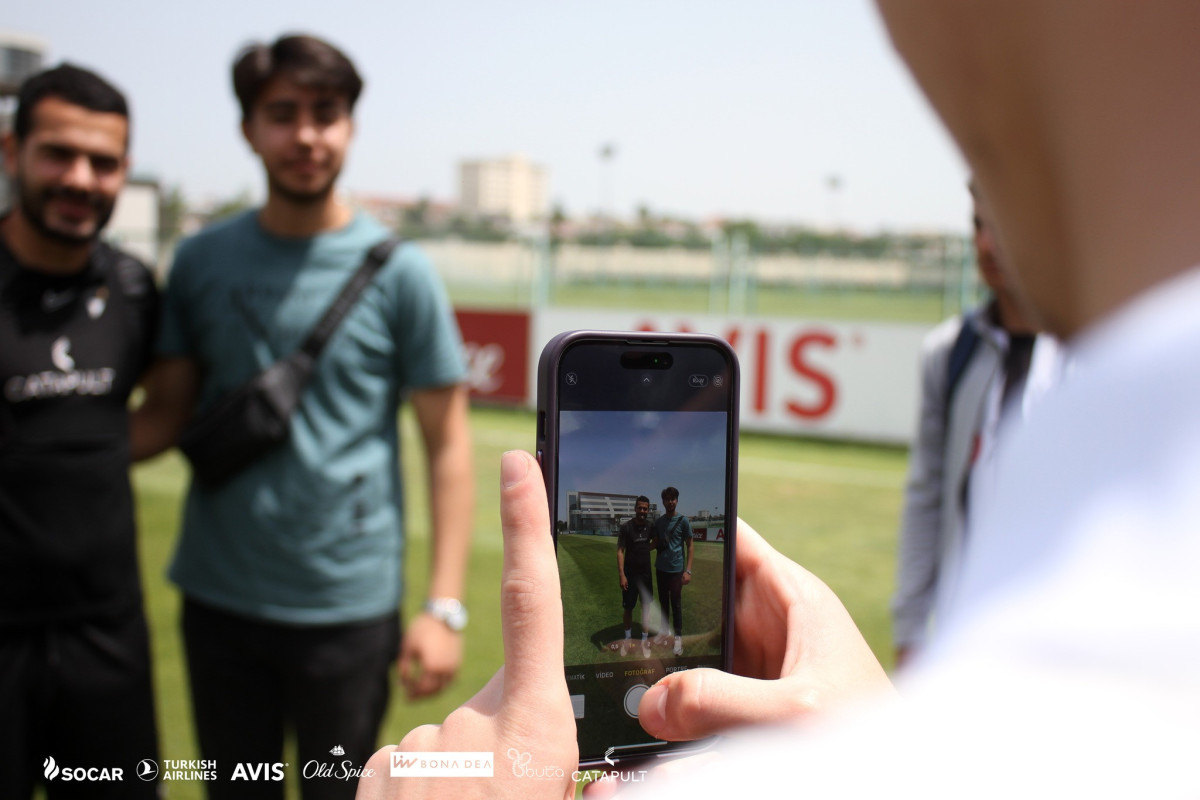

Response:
(44, 756), (124, 782)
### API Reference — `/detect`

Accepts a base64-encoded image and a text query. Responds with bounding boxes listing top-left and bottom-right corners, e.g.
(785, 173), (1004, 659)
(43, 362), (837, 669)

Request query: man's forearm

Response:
(414, 385), (474, 601)
(129, 356), (199, 461)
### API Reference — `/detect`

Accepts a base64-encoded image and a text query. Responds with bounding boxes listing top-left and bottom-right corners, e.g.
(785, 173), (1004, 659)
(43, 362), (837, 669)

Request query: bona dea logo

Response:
(43, 756), (124, 782)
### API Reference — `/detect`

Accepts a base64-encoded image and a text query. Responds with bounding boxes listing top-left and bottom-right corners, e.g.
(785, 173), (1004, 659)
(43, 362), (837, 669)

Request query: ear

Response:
(240, 118), (258, 154)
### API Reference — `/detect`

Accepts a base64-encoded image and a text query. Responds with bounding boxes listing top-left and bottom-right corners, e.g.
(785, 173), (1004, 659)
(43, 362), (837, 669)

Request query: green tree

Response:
(208, 190), (254, 223)
(157, 184), (186, 247)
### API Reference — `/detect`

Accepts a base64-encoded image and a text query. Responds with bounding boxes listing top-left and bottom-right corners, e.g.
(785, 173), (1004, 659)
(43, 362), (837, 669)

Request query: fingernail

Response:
(501, 450), (530, 489)
(641, 683), (667, 726)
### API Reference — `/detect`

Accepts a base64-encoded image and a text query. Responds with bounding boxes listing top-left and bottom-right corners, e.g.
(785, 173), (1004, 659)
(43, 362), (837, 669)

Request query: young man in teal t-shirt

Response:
(654, 486), (694, 656)
(133, 35), (473, 798)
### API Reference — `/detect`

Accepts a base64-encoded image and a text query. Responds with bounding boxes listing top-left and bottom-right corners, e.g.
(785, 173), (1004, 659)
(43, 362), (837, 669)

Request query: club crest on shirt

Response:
(51, 337), (75, 372)
(87, 287), (109, 319)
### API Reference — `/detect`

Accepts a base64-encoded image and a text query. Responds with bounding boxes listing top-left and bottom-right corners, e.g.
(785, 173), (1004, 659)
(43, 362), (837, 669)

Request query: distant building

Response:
(346, 192), (456, 233)
(459, 154), (547, 224)
(107, 177), (160, 268)
(0, 30), (45, 95)
(0, 30), (48, 211)
(565, 490), (658, 536)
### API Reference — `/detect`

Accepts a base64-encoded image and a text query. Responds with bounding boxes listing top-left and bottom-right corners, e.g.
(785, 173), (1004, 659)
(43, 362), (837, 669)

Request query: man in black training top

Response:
(616, 495), (655, 657)
(0, 65), (159, 799)
(654, 486), (694, 657)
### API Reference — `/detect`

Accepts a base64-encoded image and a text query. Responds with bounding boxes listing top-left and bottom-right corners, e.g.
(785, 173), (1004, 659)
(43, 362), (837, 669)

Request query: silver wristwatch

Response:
(423, 597), (468, 632)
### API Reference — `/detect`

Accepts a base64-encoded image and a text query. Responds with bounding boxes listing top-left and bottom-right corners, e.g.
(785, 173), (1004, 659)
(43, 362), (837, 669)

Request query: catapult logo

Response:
(43, 756), (124, 782)
(4, 337), (116, 403)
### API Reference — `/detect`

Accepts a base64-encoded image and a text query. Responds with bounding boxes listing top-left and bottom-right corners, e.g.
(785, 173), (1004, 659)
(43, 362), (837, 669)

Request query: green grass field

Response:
(558, 536), (725, 663)
(129, 405), (906, 798)
(447, 279), (960, 324)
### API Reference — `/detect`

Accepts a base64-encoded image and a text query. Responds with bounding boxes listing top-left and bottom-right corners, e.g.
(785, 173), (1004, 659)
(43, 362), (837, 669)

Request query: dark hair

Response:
(661, 487), (679, 501)
(14, 63), (130, 146)
(636, 495), (651, 506)
(232, 34), (363, 122)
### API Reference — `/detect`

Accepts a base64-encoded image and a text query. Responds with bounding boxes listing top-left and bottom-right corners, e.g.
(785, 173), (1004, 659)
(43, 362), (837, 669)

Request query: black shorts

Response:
(183, 597), (400, 800)
(621, 570), (654, 610)
(0, 608), (159, 799)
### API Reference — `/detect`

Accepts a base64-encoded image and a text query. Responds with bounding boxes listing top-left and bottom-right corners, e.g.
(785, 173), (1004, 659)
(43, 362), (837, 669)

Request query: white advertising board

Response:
(531, 309), (931, 445)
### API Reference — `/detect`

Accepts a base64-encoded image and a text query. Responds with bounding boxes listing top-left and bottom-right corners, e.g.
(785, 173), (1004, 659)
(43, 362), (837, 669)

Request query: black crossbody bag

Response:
(179, 238), (399, 488)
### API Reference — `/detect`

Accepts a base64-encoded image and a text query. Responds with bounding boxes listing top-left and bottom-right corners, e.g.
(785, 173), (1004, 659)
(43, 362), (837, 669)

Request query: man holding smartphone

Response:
(617, 495), (655, 657)
(361, 2), (1200, 797)
(654, 486), (694, 656)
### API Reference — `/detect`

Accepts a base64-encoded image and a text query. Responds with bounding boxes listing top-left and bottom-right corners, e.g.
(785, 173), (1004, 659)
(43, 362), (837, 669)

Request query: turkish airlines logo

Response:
(51, 337), (75, 371)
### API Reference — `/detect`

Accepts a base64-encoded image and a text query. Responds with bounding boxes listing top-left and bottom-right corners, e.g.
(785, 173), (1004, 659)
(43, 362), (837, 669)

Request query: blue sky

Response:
(4, 1), (969, 233)
(557, 411), (729, 522)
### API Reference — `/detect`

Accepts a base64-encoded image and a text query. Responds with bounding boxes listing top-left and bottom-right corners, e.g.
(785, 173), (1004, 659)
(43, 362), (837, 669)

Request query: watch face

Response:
(428, 599), (467, 631)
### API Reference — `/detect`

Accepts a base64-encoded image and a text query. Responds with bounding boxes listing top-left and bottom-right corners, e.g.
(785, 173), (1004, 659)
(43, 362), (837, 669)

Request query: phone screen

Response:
(538, 332), (738, 765)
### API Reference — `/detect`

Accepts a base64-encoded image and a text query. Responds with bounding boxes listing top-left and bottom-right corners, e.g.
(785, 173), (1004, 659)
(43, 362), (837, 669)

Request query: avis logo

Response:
(232, 762), (285, 781)
(43, 756), (124, 782)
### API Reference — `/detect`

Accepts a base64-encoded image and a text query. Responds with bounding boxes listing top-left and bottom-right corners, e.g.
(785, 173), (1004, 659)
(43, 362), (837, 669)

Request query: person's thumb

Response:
(637, 668), (812, 741)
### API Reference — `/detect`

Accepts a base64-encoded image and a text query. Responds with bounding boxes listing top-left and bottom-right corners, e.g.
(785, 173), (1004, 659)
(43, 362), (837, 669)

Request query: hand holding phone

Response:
(537, 331), (740, 767)
(356, 452), (892, 799)
(636, 517), (895, 742)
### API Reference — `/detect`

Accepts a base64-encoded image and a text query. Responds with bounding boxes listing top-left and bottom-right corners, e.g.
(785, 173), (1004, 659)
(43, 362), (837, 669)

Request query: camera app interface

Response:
(553, 345), (734, 760)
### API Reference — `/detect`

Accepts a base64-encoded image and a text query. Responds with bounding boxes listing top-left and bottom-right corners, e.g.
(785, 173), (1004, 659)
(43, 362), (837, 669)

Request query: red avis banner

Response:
(530, 309), (928, 444)
(452, 307), (929, 443)
(454, 309), (531, 405)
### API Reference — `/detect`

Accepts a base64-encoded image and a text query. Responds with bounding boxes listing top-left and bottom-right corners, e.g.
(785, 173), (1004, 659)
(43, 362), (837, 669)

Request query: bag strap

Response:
(299, 238), (400, 361)
(944, 313), (981, 423)
(663, 514), (685, 541)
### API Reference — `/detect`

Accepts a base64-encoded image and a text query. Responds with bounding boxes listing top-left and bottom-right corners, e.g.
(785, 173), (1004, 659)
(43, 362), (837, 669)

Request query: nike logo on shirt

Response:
(42, 289), (77, 313)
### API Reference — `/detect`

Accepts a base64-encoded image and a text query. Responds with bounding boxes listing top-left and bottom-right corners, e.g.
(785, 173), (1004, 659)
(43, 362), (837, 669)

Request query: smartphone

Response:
(536, 330), (739, 768)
